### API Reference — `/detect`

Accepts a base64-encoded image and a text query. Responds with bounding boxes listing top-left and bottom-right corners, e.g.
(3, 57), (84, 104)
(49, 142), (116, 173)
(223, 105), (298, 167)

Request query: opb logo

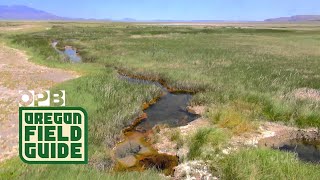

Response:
(19, 107), (88, 164)
(19, 90), (65, 107)
(18, 90), (88, 164)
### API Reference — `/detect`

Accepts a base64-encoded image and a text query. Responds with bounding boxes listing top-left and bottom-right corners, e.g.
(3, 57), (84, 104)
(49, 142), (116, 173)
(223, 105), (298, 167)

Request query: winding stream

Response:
(119, 74), (198, 132)
(52, 41), (82, 62)
(51, 41), (320, 174)
(50, 42), (198, 174)
(115, 74), (199, 175)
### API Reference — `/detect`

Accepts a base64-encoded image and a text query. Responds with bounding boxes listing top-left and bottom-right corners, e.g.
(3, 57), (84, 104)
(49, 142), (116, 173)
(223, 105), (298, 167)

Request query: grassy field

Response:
(0, 22), (320, 179)
(221, 148), (320, 180)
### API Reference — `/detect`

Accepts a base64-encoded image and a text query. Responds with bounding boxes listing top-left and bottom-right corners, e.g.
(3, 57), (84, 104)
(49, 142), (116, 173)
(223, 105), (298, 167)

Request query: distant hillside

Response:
(0, 5), (113, 21)
(0, 5), (67, 20)
(265, 15), (320, 22)
(120, 18), (137, 22)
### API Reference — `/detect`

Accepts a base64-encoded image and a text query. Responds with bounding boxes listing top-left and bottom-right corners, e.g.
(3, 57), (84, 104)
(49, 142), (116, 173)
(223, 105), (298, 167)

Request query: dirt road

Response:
(0, 44), (78, 162)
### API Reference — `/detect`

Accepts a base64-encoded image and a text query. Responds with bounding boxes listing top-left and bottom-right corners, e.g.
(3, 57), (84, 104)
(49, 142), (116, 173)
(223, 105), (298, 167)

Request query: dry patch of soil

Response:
(174, 160), (216, 180)
(291, 88), (320, 102)
(0, 25), (39, 32)
(0, 44), (78, 162)
(130, 34), (173, 39)
(228, 122), (297, 150)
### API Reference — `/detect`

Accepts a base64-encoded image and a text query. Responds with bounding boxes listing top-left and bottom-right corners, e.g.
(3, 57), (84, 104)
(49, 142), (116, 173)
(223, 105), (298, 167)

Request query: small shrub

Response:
(168, 129), (184, 148)
(188, 128), (230, 160)
(207, 107), (257, 135)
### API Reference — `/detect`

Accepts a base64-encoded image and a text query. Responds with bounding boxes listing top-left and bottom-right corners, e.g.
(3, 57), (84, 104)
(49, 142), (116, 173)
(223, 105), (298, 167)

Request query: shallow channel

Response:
(51, 40), (82, 62)
(119, 74), (198, 132)
(277, 140), (320, 163)
(259, 130), (320, 164)
(114, 74), (199, 175)
(50, 42), (199, 175)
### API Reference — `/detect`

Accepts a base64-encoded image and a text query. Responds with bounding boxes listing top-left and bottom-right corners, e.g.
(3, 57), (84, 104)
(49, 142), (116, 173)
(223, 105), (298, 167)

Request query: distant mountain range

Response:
(265, 15), (320, 22)
(0, 5), (65, 20)
(0, 5), (110, 21)
(1, 5), (320, 22)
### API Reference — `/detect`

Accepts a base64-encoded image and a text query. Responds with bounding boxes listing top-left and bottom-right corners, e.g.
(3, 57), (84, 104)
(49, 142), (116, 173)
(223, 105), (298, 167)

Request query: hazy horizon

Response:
(1, 0), (320, 21)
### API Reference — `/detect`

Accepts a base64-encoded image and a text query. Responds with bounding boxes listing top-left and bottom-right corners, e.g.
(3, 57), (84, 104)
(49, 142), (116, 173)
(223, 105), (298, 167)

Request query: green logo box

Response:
(19, 107), (88, 164)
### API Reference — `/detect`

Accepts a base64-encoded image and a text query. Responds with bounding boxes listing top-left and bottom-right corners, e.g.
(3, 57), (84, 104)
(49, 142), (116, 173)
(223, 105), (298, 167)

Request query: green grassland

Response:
(1, 22), (320, 179)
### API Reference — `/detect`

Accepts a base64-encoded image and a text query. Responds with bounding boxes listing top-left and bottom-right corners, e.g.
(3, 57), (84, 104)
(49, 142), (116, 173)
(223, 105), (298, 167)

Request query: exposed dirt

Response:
(0, 25), (36, 32)
(186, 106), (206, 115)
(149, 106), (209, 158)
(228, 122), (294, 148)
(258, 126), (320, 148)
(174, 161), (216, 180)
(130, 34), (172, 39)
(291, 88), (320, 102)
(0, 44), (78, 162)
(219, 121), (320, 157)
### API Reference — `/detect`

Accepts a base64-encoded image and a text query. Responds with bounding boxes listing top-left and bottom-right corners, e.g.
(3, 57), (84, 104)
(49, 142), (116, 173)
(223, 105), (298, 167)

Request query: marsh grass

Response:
(221, 149), (320, 180)
(168, 129), (184, 148)
(207, 106), (258, 135)
(188, 128), (230, 160)
(0, 158), (162, 180)
(51, 70), (162, 163)
(0, 60), (162, 179)
(0, 22), (320, 179)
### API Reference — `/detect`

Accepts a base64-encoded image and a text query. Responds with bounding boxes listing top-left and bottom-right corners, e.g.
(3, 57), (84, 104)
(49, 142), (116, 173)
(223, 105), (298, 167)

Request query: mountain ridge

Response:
(265, 15), (320, 22)
(1, 5), (320, 22)
(0, 5), (65, 20)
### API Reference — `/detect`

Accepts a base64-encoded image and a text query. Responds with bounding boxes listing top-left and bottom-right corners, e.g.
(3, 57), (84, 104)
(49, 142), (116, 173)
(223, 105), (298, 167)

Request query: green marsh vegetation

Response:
(0, 158), (162, 180)
(188, 128), (230, 160)
(221, 148), (320, 180)
(9, 24), (320, 127)
(0, 22), (320, 179)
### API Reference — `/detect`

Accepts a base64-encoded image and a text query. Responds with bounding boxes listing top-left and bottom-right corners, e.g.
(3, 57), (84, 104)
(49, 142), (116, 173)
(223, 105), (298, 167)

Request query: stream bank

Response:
(113, 73), (200, 176)
(50, 42), (320, 178)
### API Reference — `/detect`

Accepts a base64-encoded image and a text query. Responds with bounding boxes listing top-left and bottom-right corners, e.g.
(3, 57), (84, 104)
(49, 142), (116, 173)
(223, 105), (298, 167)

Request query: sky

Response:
(1, 0), (320, 21)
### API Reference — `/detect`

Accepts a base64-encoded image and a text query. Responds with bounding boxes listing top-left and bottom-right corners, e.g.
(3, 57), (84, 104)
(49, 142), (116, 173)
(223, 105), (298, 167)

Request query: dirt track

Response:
(0, 44), (78, 162)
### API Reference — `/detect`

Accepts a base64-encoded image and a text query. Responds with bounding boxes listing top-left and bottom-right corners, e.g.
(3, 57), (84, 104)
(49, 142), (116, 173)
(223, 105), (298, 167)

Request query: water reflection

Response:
(278, 140), (320, 163)
(51, 40), (81, 63)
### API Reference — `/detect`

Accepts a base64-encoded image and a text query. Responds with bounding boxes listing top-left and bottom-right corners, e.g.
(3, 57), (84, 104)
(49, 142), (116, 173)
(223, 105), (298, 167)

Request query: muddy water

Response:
(137, 93), (198, 131)
(51, 41), (81, 63)
(278, 140), (320, 163)
(114, 74), (199, 175)
(118, 74), (198, 132)
(260, 130), (320, 164)
(114, 131), (178, 175)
